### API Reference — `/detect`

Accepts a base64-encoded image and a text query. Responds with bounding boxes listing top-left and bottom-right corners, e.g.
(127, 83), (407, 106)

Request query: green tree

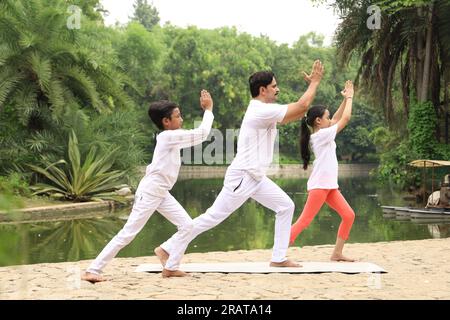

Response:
(0, 0), (139, 174)
(273, 33), (381, 161)
(113, 22), (164, 105)
(130, 0), (160, 31)
(0, 0), (134, 129)
(70, 0), (106, 22)
(322, 0), (450, 127)
(313, 0), (450, 184)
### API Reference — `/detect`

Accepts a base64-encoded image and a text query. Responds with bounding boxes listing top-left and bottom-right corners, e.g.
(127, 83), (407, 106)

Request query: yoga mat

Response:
(135, 261), (386, 274)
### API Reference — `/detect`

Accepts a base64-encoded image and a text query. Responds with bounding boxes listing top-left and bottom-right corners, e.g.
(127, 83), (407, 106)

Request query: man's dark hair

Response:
(148, 100), (179, 130)
(249, 71), (275, 98)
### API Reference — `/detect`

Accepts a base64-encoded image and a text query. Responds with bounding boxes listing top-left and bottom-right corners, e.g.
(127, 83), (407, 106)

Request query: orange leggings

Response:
(290, 189), (355, 244)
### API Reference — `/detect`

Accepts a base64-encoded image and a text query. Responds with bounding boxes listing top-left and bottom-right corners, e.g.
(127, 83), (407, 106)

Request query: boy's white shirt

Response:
(228, 99), (288, 181)
(140, 110), (214, 197)
(307, 123), (339, 191)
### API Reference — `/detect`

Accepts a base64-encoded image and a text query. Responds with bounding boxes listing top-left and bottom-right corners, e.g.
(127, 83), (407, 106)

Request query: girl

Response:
(290, 80), (356, 262)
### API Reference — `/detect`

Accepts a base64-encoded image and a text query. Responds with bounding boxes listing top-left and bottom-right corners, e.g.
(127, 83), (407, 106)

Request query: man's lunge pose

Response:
(156, 61), (324, 275)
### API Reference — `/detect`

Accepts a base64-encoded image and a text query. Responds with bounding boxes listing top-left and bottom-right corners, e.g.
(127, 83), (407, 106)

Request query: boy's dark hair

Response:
(299, 105), (327, 170)
(148, 100), (179, 130)
(249, 71), (275, 98)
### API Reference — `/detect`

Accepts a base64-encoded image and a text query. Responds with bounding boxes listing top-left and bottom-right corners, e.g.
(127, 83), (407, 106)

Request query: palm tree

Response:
(327, 0), (450, 127)
(0, 0), (135, 130)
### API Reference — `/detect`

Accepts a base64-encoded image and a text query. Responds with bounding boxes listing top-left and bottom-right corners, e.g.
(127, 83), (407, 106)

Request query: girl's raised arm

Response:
(336, 81), (354, 133)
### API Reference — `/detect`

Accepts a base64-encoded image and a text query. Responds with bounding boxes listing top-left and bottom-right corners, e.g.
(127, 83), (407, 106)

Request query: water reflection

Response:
(1, 177), (449, 266)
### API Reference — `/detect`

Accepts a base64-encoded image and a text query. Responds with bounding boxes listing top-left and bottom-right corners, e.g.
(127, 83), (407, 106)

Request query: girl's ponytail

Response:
(299, 105), (327, 170)
(300, 116), (311, 170)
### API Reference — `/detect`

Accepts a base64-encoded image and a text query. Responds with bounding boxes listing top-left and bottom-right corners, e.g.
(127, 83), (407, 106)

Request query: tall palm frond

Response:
(0, 0), (135, 130)
(333, 0), (450, 127)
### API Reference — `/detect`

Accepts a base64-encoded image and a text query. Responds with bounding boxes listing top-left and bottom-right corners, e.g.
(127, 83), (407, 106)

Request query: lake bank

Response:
(0, 164), (378, 223)
(177, 163), (378, 180)
(1, 238), (449, 300)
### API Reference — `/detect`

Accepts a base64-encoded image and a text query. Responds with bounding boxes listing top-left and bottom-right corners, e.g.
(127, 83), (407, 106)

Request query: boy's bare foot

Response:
(154, 246), (169, 267)
(81, 272), (106, 284)
(270, 259), (301, 268)
(161, 269), (190, 278)
(330, 253), (356, 262)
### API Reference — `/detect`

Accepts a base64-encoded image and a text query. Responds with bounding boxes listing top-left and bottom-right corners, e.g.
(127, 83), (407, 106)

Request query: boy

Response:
(82, 90), (214, 282)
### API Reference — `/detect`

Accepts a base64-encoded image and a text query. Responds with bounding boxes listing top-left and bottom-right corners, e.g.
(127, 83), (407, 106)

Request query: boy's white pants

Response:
(160, 169), (295, 267)
(86, 191), (193, 274)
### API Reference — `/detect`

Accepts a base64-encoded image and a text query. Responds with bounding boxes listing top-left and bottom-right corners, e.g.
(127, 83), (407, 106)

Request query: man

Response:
(156, 60), (324, 277)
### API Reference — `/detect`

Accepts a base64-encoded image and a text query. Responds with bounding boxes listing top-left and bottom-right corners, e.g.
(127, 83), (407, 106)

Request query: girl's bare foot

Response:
(81, 272), (106, 284)
(154, 246), (169, 267)
(330, 253), (356, 262)
(161, 269), (190, 278)
(270, 259), (301, 267)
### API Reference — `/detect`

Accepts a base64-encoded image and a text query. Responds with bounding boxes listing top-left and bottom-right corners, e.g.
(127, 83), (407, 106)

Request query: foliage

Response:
(0, 173), (27, 212)
(130, 0), (160, 31)
(87, 108), (151, 188)
(320, 0), (450, 127)
(112, 22), (164, 105)
(275, 33), (381, 162)
(28, 131), (127, 202)
(0, 172), (31, 197)
(0, 0), (135, 131)
(312, 0), (450, 185)
(2, 0), (446, 196)
(370, 126), (419, 187)
(407, 101), (439, 158)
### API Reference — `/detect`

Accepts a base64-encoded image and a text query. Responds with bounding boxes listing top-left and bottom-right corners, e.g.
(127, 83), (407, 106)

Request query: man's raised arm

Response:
(280, 60), (324, 125)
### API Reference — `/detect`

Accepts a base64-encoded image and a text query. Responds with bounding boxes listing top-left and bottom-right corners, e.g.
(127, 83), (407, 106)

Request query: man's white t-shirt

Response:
(307, 124), (339, 191)
(228, 99), (288, 180)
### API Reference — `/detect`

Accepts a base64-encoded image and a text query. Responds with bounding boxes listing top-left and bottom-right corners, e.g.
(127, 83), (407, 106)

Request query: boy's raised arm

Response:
(162, 90), (214, 149)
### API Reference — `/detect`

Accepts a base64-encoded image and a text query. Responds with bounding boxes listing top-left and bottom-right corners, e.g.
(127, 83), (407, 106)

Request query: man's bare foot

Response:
(161, 269), (190, 278)
(154, 246), (169, 267)
(330, 253), (356, 262)
(81, 272), (106, 284)
(270, 259), (301, 267)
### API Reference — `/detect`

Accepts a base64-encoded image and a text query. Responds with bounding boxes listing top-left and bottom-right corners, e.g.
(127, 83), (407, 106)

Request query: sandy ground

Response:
(1, 238), (449, 300)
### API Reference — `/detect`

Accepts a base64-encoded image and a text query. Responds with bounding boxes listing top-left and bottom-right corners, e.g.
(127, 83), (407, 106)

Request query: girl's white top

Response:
(138, 110), (214, 197)
(307, 123), (339, 191)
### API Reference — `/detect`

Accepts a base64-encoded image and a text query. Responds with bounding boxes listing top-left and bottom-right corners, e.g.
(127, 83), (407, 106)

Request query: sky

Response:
(100, 0), (340, 46)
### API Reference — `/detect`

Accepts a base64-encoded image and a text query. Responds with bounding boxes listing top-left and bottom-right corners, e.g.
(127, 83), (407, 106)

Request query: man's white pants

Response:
(86, 191), (193, 274)
(160, 170), (295, 267)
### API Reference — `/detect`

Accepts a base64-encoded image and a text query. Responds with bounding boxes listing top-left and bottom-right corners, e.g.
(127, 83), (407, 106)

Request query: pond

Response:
(1, 176), (449, 267)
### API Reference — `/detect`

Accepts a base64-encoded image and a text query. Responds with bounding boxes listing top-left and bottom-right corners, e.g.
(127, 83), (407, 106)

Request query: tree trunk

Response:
(446, 80), (449, 144)
(416, 7), (424, 100)
(419, 3), (434, 102)
(401, 49), (411, 118)
(385, 56), (398, 126)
